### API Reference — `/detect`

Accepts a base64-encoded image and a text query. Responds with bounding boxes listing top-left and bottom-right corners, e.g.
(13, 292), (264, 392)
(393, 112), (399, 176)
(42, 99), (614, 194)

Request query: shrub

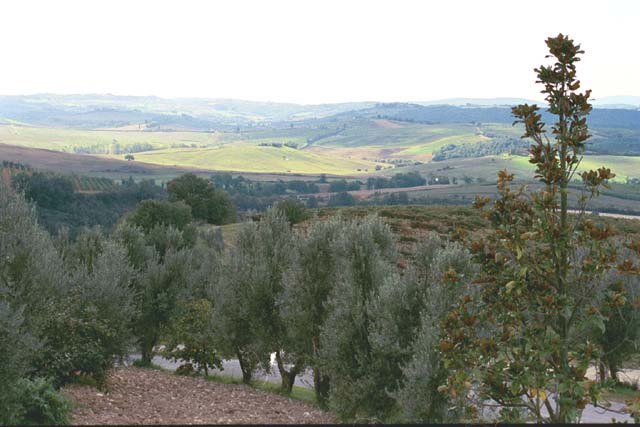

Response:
(327, 191), (356, 207)
(14, 377), (72, 426)
(274, 198), (309, 225)
(127, 199), (193, 233)
(597, 242), (640, 381)
(0, 302), (40, 425)
(175, 363), (195, 376)
(163, 299), (222, 376)
(32, 233), (135, 387)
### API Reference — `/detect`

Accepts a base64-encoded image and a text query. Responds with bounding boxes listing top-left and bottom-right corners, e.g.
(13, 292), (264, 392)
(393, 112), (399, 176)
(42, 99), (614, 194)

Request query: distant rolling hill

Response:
(2, 94), (636, 132)
(417, 97), (540, 107)
(592, 95), (640, 109)
(418, 96), (640, 109)
(0, 94), (376, 129)
(324, 103), (640, 129)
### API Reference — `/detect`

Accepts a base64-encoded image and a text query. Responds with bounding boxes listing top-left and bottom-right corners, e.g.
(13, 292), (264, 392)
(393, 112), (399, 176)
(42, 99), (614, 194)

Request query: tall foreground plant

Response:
(441, 34), (638, 423)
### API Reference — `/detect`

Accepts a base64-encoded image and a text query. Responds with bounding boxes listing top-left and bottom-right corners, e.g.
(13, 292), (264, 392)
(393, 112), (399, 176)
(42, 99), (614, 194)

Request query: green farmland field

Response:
(128, 144), (385, 175)
(0, 125), (226, 153)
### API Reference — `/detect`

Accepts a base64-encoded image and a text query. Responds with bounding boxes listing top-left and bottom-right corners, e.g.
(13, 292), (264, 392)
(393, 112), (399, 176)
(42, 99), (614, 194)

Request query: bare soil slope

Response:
(62, 367), (334, 425)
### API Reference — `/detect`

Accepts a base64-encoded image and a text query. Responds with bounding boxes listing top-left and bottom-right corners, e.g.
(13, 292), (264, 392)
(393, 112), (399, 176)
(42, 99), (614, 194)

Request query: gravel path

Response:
(62, 367), (334, 425)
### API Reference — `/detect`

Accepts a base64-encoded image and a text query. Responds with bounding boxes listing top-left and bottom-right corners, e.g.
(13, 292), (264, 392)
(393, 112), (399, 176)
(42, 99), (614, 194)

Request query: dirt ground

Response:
(62, 367), (335, 425)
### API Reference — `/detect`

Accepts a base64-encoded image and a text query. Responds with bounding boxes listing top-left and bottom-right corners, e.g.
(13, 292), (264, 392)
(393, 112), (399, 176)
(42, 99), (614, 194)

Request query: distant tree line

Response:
(588, 131), (640, 156)
(1, 160), (31, 170)
(366, 171), (426, 189)
(73, 142), (157, 155)
(432, 138), (530, 161)
(212, 173), (319, 212)
(212, 173), (320, 197)
(257, 142), (299, 149)
(11, 172), (165, 236)
(368, 104), (640, 130)
(9, 172), (237, 236)
(328, 179), (361, 192)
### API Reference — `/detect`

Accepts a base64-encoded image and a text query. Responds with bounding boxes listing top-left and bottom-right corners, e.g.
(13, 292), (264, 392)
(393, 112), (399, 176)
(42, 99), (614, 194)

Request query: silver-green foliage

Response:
(391, 235), (476, 423)
(282, 215), (345, 404)
(114, 219), (196, 365)
(163, 228), (226, 376)
(0, 184), (68, 334)
(214, 209), (298, 387)
(0, 301), (40, 424)
(213, 220), (269, 382)
(0, 184), (135, 423)
(318, 215), (398, 421)
(29, 226), (135, 386)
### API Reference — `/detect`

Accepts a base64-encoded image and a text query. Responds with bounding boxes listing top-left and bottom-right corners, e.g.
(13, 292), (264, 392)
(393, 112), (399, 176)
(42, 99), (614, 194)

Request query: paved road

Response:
(126, 354), (315, 388)
(581, 401), (633, 423)
(127, 354), (634, 423)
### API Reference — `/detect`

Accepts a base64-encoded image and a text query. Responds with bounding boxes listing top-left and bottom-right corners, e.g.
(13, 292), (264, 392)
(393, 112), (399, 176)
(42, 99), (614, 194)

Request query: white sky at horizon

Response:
(0, 0), (638, 104)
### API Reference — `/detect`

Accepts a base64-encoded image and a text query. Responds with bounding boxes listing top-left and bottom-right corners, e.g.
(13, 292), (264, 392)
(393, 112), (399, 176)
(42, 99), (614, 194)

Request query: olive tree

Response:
(37, 234), (135, 385)
(0, 301), (40, 424)
(318, 215), (398, 421)
(115, 207), (196, 365)
(282, 215), (345, 405)
(0, 184), (128, 422)
(391, 235), (476, 423)
(213, 222), (265, 383)
(233, 209), (301, 392)
(163, 228), (226, 376)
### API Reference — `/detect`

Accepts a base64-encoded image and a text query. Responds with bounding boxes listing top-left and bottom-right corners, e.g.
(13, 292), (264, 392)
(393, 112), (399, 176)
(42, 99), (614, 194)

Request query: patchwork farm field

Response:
(0, 124), (241, 156)
(127, 144), (386, 175)
(1, 117), (639, 181)
(383, 154), (640, 183)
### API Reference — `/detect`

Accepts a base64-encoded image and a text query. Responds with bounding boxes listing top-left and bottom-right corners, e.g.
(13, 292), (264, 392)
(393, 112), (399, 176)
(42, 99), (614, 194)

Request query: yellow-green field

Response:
(510, 154), (640, 182)
(127, 144), (385, 175)
(315, 122), (477, 148)
(0, 125), (226, 153)
(394, 133), (490, 159)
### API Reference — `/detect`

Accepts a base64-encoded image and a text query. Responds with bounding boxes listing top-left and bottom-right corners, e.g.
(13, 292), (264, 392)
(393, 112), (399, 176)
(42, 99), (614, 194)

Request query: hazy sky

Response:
(1, 0), (638, 104)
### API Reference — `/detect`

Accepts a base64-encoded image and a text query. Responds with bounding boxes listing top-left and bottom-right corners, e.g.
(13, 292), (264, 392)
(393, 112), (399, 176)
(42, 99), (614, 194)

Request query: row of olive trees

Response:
(0, 178), (232, 424)
(2, 175), (638, 424)
(166, 204), (639, 423)
(155, 206), (479, 422)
